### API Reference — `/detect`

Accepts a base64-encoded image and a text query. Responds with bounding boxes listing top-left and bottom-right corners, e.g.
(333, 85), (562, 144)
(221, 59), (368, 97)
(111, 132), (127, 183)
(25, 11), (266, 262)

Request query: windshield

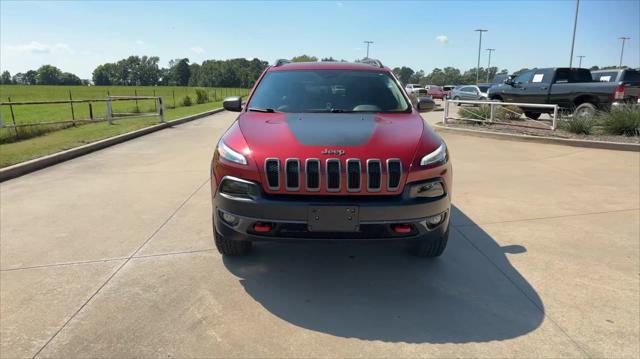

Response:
(478, 85), (490, 92)
(248, 70), (410, 113)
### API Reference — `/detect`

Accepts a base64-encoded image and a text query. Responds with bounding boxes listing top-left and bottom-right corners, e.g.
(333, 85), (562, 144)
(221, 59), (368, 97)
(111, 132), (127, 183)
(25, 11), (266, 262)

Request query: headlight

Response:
(420, 142), (448, 167)
(217, 141), (247, 165)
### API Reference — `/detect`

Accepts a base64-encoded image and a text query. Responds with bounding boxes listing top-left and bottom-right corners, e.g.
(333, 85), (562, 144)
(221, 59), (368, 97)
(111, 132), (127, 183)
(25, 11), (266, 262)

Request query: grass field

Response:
(0, 101), (224, 168)
(0, 85), (248, 126)
(0, 85), (249, 168)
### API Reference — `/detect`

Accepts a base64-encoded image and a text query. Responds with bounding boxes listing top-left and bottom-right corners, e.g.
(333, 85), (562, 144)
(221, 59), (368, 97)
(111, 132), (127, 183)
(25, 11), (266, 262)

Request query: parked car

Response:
(488, 67), (640, 118)
(405, 83), (428, 95)
(442, 85), (456, 99)
(213, 59), (452, 258)
(451, 85), (490, 101)
(426, 85), (446, 99)
(490, 74), (509, 87)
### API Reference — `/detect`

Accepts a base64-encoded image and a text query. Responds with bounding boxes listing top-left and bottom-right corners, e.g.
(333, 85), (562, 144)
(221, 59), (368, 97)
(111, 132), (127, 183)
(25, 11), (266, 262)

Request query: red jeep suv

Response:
(211, 59), (452, 257)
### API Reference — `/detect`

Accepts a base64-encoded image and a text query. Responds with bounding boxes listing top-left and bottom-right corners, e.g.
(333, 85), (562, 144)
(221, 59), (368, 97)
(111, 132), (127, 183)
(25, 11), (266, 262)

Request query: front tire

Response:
(573, 102), (596, 119)
(412, 228), (449, 258)
(214, 230), (251, 256)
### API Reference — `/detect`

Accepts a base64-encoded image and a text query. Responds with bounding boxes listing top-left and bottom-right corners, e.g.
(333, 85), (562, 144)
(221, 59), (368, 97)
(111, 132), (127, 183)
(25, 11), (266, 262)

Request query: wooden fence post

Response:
(134, 89), (140, 112)
(89, 102), (94, 121)
(172, 90), (176, 108)
(8, 96), (18, 138)
(68, 90), (76, 126)
(153, 90), (157, 112)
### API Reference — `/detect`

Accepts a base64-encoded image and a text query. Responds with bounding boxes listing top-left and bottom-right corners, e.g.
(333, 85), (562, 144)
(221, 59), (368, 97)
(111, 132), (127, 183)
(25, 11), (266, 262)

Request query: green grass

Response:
(0, 85), (249, 126)
(0, 101), (223, 168)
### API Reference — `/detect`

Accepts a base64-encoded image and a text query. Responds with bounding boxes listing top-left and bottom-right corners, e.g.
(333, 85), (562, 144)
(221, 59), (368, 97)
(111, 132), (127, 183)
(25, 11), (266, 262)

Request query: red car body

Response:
(211, 60), (452, 257)
(426, 85), (446, 100)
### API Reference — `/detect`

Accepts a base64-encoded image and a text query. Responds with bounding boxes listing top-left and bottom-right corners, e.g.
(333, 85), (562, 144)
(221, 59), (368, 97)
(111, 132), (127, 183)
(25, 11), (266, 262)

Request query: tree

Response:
(93, 63), (117, 85)
(12, 72), (25, 84)
(60, 72), (82, 85)
(393, 66), (415, 85)
(0, 71), (11, 84)
(291, 55), (318, 62)
(24, 70), (37, 85)
(173, 58), (191, 86)
(321, 57), (337, 62)
(36, 65), (63, 85)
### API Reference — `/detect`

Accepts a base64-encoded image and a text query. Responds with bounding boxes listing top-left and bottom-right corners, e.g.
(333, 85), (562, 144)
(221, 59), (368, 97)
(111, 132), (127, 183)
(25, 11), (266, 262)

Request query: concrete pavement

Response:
(1, 110), (638, 358)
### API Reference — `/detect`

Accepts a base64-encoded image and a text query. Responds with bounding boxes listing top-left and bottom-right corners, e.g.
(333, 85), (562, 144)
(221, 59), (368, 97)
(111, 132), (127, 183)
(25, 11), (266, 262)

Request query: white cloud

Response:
(435, 35), (449, 44)
(4, 41), (73, 55)
(190, 46), (204, 54)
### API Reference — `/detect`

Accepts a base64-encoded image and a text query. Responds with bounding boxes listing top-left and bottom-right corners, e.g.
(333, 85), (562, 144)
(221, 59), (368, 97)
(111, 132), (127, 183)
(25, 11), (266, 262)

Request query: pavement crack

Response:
(30, 177), (211, 359)
(453, 207), (639, 227)
(0, 257), (127, 272)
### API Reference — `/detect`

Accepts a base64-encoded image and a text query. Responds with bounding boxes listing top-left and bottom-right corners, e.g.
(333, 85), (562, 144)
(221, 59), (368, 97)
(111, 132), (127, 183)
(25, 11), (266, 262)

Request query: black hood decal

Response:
(286, 113), (375, 146)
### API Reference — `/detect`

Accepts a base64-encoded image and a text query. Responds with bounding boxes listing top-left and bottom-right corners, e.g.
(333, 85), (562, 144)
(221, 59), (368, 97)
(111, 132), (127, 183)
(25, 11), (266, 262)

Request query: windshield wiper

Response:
(247, 107), (276, 113)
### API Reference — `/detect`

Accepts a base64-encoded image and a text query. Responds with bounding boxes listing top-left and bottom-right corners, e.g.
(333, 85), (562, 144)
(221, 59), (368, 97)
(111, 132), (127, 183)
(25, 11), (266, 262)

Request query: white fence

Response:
(443, 99), (560, 130)
(106, 96), (165, 125)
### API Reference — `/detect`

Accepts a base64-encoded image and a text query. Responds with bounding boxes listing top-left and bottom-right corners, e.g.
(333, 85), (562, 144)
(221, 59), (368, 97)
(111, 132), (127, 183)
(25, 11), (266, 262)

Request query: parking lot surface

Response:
(1, 110), (638, 358)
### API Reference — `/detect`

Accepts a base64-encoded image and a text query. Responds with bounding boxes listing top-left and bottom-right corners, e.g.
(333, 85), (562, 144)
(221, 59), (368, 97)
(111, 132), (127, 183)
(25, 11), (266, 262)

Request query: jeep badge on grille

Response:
(321, 149), (346, 156)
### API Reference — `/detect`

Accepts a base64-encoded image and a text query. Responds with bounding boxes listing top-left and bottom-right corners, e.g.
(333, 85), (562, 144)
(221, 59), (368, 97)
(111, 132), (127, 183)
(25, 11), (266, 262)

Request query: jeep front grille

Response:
(263, 158), (403, 193)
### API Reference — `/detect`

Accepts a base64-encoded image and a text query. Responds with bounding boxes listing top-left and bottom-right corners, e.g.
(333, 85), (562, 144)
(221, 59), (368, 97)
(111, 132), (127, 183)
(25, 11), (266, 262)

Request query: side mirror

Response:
(223, 96), (242, 112)
(416, 97), (435, 113)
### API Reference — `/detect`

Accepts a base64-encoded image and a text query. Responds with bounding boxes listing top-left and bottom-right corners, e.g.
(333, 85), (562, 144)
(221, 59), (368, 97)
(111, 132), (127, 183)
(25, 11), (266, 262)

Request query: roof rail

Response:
(273, 59), (291, 67)
(357, 58), (384, 68)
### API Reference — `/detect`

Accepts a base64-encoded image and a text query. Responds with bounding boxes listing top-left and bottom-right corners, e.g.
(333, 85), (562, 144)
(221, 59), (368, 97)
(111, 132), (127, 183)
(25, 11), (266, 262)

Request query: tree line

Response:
(0, 54), (631, 87)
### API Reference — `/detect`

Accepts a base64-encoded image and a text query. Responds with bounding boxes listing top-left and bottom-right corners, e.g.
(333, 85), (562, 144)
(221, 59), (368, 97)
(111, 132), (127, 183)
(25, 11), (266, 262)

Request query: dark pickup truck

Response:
(488, 67), (639, 119)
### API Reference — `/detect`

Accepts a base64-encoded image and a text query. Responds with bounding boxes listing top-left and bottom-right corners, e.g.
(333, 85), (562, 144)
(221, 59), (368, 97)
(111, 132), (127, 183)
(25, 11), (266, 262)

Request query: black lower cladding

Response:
(213, 178), (450, 242)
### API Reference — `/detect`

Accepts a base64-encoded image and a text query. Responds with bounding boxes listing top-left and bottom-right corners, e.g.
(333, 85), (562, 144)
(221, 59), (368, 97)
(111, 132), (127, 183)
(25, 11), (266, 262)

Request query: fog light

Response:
(426, 213), (445, 229)
(220, 211), (239, 226)
(412, 181), (445, 198)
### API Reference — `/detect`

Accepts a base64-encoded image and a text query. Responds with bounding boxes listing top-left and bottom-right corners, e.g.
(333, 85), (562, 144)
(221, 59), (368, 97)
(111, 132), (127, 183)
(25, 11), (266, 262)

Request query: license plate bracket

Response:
(308, 206), (359, 232)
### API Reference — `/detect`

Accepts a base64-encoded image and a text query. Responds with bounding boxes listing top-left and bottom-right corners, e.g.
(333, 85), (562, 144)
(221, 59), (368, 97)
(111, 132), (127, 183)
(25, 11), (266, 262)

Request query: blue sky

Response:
(1, 0), (639, 79)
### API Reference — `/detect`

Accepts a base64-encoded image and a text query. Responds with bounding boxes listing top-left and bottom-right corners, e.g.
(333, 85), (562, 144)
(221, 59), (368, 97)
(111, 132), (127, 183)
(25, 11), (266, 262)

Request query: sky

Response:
(1, 0), (639, 79)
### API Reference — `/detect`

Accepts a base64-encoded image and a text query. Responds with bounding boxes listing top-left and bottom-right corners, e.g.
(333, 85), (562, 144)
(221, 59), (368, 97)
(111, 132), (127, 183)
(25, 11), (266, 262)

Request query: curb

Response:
(433, 123), (640, 152)
(0, 108), (225, 182)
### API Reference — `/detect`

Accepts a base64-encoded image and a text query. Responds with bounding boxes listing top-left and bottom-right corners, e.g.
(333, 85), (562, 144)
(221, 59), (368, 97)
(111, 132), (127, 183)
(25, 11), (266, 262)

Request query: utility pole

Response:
(363, 41), (374, 59)
(486, 48), (495, 82)
(618, 37), (630, 68)
(576, 55), (585, 68)
(569, 0), (580, 68)
(475, 29), (488, 84)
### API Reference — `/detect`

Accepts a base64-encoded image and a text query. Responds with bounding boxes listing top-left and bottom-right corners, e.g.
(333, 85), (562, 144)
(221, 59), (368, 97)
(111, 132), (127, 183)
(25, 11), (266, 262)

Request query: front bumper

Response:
(212, 178), (450, 242)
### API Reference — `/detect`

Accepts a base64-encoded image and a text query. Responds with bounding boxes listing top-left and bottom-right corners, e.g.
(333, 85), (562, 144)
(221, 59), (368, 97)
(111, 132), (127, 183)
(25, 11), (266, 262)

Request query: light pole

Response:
(576, 55), (585, 68)
(475, 29), (488, 83)
(569, 0), (580, 68)
(618, 37), (630, 68)
(363, 41), (374, 59)
(486, 48), (495, 82)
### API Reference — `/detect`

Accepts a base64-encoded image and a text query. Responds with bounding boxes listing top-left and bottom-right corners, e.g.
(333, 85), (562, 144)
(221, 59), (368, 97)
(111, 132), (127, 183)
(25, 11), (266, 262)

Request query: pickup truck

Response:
(488, 67), (639, 119)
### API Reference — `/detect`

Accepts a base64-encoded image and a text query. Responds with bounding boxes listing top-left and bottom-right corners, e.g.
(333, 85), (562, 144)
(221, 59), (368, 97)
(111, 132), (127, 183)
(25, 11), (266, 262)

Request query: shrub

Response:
(195, 89), (209, 104)
(457, 105), (491, 123)
(561, 116), (596, 135)
(598, 105), (640, 136)
(182, 95), (192, 107)
(496, 105), (523, 121)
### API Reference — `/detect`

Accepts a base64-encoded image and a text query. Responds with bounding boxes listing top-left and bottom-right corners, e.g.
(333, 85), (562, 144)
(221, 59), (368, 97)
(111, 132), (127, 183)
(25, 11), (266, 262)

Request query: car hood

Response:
(238, 111), (425, 165)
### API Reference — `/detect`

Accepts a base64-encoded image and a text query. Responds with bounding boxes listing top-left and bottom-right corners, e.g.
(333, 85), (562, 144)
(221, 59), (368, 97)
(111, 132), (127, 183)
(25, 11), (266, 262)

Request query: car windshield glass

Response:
(478, 86), (490, 92)
(248, 70), (411, 113)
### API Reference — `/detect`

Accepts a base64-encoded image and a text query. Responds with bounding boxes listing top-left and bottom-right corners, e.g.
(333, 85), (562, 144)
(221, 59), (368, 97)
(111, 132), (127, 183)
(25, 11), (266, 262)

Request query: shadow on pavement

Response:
(223, 206), (543, 344)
